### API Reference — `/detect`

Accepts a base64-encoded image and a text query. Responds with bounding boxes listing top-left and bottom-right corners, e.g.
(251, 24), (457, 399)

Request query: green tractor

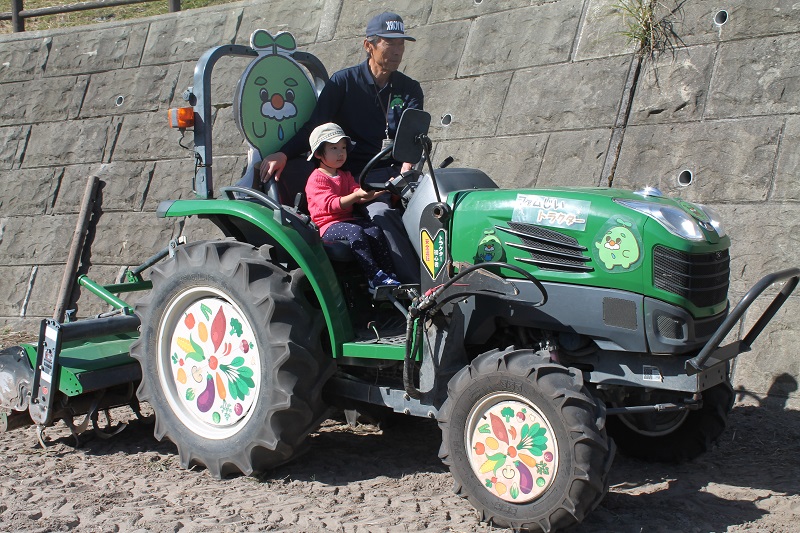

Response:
(1, 31), (797, 532)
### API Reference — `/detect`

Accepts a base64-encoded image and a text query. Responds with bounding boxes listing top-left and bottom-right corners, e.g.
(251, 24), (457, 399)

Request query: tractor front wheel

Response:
(438, 348), (614, 532)
(130, 240), (333, 478)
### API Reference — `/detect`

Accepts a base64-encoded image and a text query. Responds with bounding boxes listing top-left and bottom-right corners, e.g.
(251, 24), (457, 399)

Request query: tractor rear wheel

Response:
(606, 380), (734, 462)
(130, 240), (334, 478)
(438, 348), (614, 532)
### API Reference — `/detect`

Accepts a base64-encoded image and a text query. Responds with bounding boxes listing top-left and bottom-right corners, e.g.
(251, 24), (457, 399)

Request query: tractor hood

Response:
(448, 185), (730, 318)
(402, 168), (730, 318)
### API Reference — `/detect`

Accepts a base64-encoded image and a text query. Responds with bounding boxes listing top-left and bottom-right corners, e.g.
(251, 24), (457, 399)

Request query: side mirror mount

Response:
(393, 108), (431, 165)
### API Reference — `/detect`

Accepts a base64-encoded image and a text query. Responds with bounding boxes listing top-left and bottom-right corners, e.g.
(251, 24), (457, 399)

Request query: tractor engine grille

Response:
(653, 246), (730, 308)
(497, 222), (592, 272)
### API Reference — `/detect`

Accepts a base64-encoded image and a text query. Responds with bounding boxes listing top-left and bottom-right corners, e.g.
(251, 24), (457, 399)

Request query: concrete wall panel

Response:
(141, 10), (241, 65)
(774, 115), (800, 201)
(433, 135), (549, 189)
(0, 168), (60, 217)
(113, 112), (191, 162)
(80, 64), (181, 118)
(44, 25), (148, 76)
(497, 55), (631, 135)
(574, 0), (635, 61)
(402, 21), (470, 83)
(335, 0), (432, 40)
(0, 37), (49, 82)
(706, 34), (800, 119)
(629, 45), (715, 125)
(0, 267), (34, 318)
(1, 76), (87, 126)
(238, 0), (327, 46)
(23, 118), (114, 167)
(0, 125), (30, 171)
(720, 203), (800, 297)
(538, 128), (611, 187)
(613, 118), (780, 203)
(0, 215), (76, 265)
(52, 163), (154, 214)
(423, 72), (513, 140)
(459, 0), (583, 76)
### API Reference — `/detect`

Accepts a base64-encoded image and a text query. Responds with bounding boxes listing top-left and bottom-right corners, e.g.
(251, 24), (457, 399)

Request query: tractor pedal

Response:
(369, 283), (419, 301)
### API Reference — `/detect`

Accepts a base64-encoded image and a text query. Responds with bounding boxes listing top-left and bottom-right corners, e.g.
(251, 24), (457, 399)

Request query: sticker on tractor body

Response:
(421, 229), (446, 279)
(511, 194), (590, 231)
(642, 365), (663, 382)
(474, 229), (505, 264)
(592, 217), (643, 272)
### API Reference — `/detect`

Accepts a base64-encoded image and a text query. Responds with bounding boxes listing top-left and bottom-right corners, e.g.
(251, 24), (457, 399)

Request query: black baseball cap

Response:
(365, 12), (416, 41)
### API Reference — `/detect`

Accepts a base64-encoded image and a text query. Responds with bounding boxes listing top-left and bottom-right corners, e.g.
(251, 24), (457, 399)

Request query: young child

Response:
(305, 123), (401, 289)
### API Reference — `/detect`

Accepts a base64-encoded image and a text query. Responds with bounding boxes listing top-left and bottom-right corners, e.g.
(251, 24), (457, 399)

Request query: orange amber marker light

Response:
(168, 107), (194, 128)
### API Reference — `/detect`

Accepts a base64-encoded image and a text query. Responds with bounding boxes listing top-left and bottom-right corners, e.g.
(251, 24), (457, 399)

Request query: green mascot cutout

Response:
(234, 30), (317, 187)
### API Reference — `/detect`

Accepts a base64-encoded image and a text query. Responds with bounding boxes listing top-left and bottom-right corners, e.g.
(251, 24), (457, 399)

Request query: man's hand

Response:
(260, 152), (288, 182)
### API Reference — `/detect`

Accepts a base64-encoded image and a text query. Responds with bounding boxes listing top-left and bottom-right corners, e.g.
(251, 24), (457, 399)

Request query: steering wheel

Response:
(357, 144), (421, 197)
(357, 144), (395, 192)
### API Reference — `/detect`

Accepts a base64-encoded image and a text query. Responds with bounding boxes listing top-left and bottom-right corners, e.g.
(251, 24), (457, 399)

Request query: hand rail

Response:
(2, 0), (180, 32)
(685, 267), (800, 374)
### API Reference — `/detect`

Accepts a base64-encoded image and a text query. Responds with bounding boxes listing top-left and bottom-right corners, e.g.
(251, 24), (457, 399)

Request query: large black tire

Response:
(438, 348), (614, 532)
(130, 240), (334, 478)
(606, 380), (734, 462)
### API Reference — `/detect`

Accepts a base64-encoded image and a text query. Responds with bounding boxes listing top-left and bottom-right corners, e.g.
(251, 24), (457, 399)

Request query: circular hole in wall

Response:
(441, 113), (453, 126)
(714, 10), (728, 26)
(115, 95), (125, 107)
(678, 169), (693, 187)
(474, 0), (483, 4)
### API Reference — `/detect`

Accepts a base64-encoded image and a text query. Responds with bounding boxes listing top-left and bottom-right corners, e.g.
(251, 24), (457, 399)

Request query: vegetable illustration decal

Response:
(197, 376), (215, 412)
(211, 307), (226, 352)
(469, 400), (558, 503)
(171, 300), (260, 428)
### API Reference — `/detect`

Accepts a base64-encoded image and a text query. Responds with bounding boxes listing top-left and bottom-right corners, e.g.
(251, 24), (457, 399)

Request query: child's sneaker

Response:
(369, 270), (401, 289)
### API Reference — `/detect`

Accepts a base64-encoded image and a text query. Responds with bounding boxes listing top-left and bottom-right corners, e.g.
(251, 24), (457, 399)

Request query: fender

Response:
(157, 197), (353, 358)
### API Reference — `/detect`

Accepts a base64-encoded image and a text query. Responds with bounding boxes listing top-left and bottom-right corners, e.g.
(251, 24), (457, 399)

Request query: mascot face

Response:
(595, 221), (641, 270)
(236, 31), (317, 159)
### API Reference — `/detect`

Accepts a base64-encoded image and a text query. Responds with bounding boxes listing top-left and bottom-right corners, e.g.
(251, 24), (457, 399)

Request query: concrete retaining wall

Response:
(1, 0), (798, 405)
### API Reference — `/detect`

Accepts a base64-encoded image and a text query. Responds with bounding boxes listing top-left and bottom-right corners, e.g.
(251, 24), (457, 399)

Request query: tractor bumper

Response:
(685, 267), (800, 375)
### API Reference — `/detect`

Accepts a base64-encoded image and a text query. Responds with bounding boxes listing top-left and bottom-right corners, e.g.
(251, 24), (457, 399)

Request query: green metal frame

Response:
(21, 333), (139, 398)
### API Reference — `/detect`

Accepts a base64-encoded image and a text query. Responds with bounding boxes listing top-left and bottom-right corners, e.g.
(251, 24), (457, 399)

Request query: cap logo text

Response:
(385, 21), (404, 32)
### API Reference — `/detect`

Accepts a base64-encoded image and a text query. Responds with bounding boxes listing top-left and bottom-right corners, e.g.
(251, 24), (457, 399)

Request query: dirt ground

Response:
(2, 330), (799, 532)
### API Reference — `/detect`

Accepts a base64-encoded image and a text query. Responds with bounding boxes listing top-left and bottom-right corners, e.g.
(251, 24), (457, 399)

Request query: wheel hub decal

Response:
(165, 295), (260, 433)
(466, 395), (558, 503)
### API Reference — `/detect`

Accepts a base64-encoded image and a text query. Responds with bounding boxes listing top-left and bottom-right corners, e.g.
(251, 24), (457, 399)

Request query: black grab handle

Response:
(686, 267), (800, 374)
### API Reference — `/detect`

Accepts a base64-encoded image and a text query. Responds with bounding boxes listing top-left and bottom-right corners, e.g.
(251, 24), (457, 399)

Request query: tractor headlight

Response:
(616, 199), (705, 241)
(695, 203), (727, 237)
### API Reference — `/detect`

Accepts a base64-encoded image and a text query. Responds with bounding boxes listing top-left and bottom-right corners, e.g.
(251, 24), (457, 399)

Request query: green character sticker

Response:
(474, 230), (504, 263)
(234, 30), (317, 177)
(593, 218), (642, 271)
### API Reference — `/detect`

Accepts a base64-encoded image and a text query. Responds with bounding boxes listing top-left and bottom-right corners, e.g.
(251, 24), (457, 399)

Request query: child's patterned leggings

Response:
(322, 218), (395, 278)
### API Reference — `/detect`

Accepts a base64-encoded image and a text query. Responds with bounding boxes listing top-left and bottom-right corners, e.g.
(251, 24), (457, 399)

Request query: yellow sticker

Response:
(420, 229), (446, 279)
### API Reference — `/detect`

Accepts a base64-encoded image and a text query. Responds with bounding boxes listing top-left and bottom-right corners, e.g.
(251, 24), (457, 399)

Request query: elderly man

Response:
(260, 12), (423, 283)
